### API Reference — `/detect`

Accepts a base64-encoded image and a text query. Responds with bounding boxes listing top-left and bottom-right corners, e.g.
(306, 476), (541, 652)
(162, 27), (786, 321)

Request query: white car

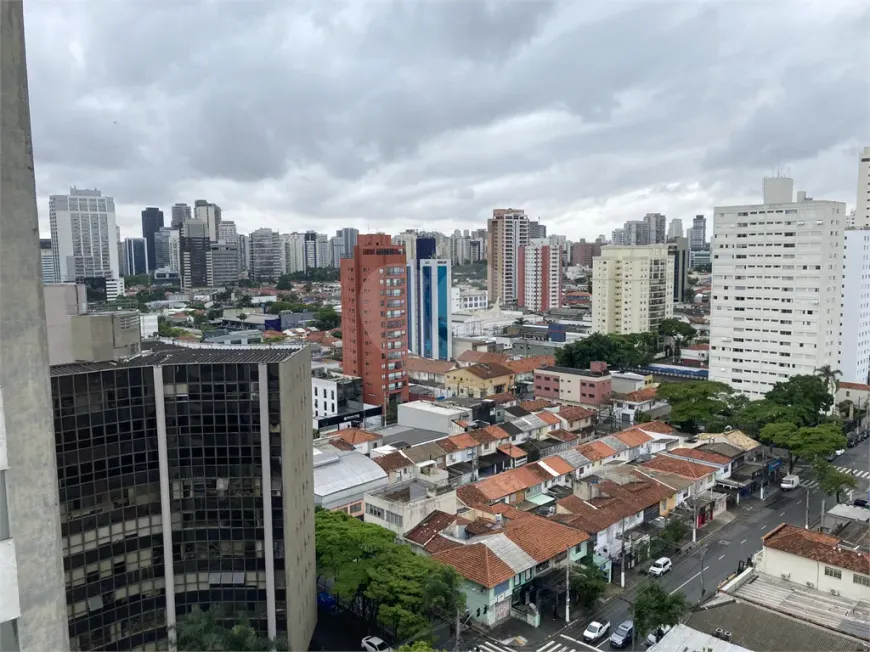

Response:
(361, 636), (391, 652)
(645, 624), (672, 647)
(582, 620), (610, 642)
(649, 557), (672, 577)
(835, 449), (845, 457)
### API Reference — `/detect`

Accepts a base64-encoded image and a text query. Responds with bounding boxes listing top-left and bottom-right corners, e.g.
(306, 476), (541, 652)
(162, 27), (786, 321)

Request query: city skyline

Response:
(25, 2), (866, 242)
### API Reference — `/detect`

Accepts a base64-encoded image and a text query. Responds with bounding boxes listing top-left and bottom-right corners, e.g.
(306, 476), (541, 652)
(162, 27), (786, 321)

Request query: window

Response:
(366, 504), (384, 519)
(349, 502), (362, 514)
(824, 566), (842, 579)
(854, 573), (870, 587)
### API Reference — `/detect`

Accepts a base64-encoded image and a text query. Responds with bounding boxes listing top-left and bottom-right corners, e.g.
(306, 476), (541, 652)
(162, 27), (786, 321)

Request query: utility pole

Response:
(700, 545), (708, 598)
(565, 545), (571, 624)
(454, 607), (460, 652)
(820, 499), (826, 531)
(805, 485), (810, 529)
(760, 447), (766, 500)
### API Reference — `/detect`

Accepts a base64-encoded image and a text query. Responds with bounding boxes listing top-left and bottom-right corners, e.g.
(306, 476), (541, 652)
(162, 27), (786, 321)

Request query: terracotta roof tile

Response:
(641, 454), (716, 479)
(372, 451), (413, 472)
(577, 440), (616, 462)
(405, 355), (457, 375)
(486, 392), (517, 404)
(540, 455), (575, 476)
(431, 543), (515, 588)
(436, 438), (459, 453)
(425, 535), (464, 555)
(520, 398), (556, 412)
(537, 411), (563, 426)
(468, 428), (496, 445)
(636, 420), (675, 435)
(404, 510), (456, 545)
(668, 447), (731, 465)
(558, 406), (596, 423)
(685, 343), (709, 351)
(446, 433), (479, 450)
(329, 438), (355, 451)
(839, 381), (870, 391)
(498, 444), (528, 459)
(504, 514), (589, 562)
(334, 427), (381, 445)
(615, 386), (658, 403)
(457, 350), (511, 365)
(507, 356), (556, 375)
(465, 518), (500, 536)
(548, 429), (579, 443)
(763, 523), (870, 575)
(613, 427), (654, 448)
(460, 362), (516, 380)
(464, 464), (549, 501)
(456, 483), (490, 507)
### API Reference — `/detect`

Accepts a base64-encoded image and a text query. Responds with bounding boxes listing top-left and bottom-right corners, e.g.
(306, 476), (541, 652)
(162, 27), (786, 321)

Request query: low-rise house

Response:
(662, 447), (734, 480)
(430, 513), (590, 628)
(609, 371), (651, 395)
(519, 398), (556, 412)
(640, 455), (726, 528)
(469, 425), (512, 477)
(323, 427), (383, 455)
(758, 523), (870, 601)
(836, 381), (870, 410)
(405, 356), (458, 388)
(505, 355), (556, 383)
(313, 444), (388, 517)
(403, 510), (467, 555)
(611, 386), (668, 425)
(364, 479), (457, 535)
(398, 400), (472, 435)
(456, 456), (576, 510)
(680, 343), (709, 366)
(446, 363), (516, 399)
(556, 405), (596, 433)
(534, 362), (612, 408)
(821, 504), (870, 550)
(371, 449), (415, 484)
(457, 350), (511, 367)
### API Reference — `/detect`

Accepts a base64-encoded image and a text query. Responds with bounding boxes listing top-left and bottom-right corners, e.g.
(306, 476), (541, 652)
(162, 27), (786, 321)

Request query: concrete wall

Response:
(44, 283), (86, 365)
(759, 546), (869, 601)
(0, 2), (71, 648)
(364, 489), (457, 535)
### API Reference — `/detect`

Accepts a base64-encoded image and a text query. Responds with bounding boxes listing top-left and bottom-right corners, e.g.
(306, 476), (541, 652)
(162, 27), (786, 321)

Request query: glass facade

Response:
(422, 266), (433, 359)
(437, 264), (448, 360)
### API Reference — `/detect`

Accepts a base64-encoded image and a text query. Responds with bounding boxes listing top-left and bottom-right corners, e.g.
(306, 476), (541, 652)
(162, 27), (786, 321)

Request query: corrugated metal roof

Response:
(601, 436), (629, 452)
(479, 533), (537, 573)
(559, 448), (591, 468)
(313, 449), (387, 498)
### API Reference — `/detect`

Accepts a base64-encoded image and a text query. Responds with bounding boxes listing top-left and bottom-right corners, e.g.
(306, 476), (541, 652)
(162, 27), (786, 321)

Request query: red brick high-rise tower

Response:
(340, 234), (409, 410)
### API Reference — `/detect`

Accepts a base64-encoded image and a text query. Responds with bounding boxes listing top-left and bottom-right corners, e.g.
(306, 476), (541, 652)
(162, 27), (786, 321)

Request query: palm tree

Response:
(815, 364), (842, 395)
(513, 317), (527, 326)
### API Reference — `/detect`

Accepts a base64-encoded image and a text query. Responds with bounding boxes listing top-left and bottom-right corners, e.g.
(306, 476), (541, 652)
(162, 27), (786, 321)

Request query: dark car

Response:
(854, 498), (869, 508)
(610, 621), (634, 649)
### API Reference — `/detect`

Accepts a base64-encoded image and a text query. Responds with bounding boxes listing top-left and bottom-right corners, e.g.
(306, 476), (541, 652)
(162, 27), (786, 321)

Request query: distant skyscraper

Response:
(250, 228), (281, 281)
(407, 258), (452, 360)
(623, 220), (649, 245)
(518, 238), (561, 312)
(487, 208), (529, 305)
(281, 233), (306, 274)
(49, 188), (120, 282)
(341, 234), (409, 407)
(528, 220), (547, 239)
(689, 215), (707, 251)
(668, 237), (689, 302)
(194, 200), (221, 242)
(210, 241), (240, 287)
(39, 238), (55, 283)
(570, 241), (601, 267)
(667, 218), (683, 240)
(217, 220), (238, 246)
(238, 233), (250, 276)
(123, 237), (149, 275)
(856, 146), (870, 228)
(140, 206), (164, 271)
(338, 228), (358, 258)
(154, 227), (180, 271)
(170, 202), (191, 228)
(643, 213), (666, 244)
(180, 219), (212, 288)
(393, 232), (418, 261)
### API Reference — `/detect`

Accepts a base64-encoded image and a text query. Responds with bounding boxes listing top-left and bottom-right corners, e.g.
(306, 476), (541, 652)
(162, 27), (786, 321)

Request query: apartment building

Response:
(50, 188), (121, 283)
(533, 362), (612, 408)
(340, 234), (410, 408)
(592, 244), (674, 334)
(517, 238), (561, 312)
(709, 178), (846, 398)
(407, 258), (453, 360)
(840, 228), (870, 383)
(50, 347), (316, 651)
(856, 146), (870, 228)
(180, 219), (212, 289)
(487, 209), (529, 305)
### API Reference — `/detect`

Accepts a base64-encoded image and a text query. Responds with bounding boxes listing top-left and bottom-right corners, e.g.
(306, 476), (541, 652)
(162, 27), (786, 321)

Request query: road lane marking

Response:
(718, 554), (726, 560)
(779, 512), (785, 516)
(560, 634), (600, 652)
(740, 539), (747, 544)
(760, 524), (768, 530)
(669, 566), (710, 595)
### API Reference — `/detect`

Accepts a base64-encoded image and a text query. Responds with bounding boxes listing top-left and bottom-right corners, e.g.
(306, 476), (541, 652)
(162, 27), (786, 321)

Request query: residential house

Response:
(680, 343), (709, 367)
(323, 427), (383, 455)
(611, 386), (668, 425)
(398, 400), (472, 435)
(456, 456), (576, 510)
(437, 432), (481, 485)
(662, 447), (734, 480)
(402, 510), (467, 555)
(534, 362), (612, 408)
(469, 425), (512, 477)
(371, 449), (415, 484)
(758, 523), (870, 601)
(505, 355), (556, 383)
(457, 350), (510, 367)
(313, 444), (388, 517)
(836, 381), (870, 411)
(405, 355), (458, 389)
(557, 405), (596, 433)
(430, 513), (590, 627)
(364, 479), (458, 535)
(640, 455), (726, 528)
(610, 371), (651, 395)
(446, 363), (516, 399)
(519, 398), (556, 412)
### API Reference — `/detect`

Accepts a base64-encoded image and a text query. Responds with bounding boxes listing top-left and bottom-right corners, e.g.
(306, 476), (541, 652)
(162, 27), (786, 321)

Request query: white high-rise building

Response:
(840, 229), (870, 384)
(49, 188), (120, 282)
(709, 178), (846, 398)
(217, 220), (238, 246)
(592, 244), (674, 334)
(393, 232), (418, 261)
(487, 208), (529, 305)
(689, 215), (707, 251)
(193, 200), (221, 242)
(280, 233), (306, 274)
(667, 218), (684, 240)
(856, 146), (870, 228)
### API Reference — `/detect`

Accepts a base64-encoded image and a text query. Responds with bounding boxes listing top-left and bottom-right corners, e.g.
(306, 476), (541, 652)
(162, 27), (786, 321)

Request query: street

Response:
(472, 441), (870, 652)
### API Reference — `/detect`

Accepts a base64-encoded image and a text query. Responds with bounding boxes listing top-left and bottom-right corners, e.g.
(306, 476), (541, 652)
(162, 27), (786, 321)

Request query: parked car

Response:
(583, 620), (611, 643)
(649, 557), (672, 577)
(854, 498), (869, 508)
(645, 625), (673, 647)
(361, 636), (391, 652)
(781, 474), (800, 491)
(610, 621), (634, 648)
(835, 448), (845, 456)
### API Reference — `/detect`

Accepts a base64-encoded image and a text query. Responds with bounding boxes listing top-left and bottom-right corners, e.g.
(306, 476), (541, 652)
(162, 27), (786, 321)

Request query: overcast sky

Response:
(26, 0), (869, 241)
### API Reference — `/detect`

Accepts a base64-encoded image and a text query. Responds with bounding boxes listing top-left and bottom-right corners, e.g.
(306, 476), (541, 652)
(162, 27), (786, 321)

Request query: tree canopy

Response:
(765, 375), (832, 426)
(315, 510), (465, 641)
(632, 584), (690, 638)
(655, 381), (737, 434)
(555, 332), (657, 370)
(569, 562), (608, 610)
(175, 607), (286, 651)
(759, 422), (846, 472)
(657, 319), (696, 346)
(813, 460), (858, 502)
(315, 306), (341, 331)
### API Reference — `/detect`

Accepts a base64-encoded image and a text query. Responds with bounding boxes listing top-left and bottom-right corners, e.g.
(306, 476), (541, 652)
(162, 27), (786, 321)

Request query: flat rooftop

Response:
(378, 424), (447, 447)
(536, 365), (610, 377)
(400, 401), (469, 416)
(368, 479), (453, 503)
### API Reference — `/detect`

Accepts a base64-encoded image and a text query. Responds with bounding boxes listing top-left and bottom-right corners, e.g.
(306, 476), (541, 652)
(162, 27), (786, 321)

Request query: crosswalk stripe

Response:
(835, 466), (870, 478)
(477, 642), (513, 652)
(537, 641), (562, 652)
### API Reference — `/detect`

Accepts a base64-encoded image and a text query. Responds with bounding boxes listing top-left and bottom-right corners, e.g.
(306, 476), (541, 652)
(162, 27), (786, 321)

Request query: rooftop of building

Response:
(367, 478), (453, 503)
(404, 356), (458, 375)
(312, 447), (387, 498)
(646, 624), (750, 652)
(536, 364), (610, 378)
(456, 362), (516, 380)
(762, 523), (870, 575)
(400, 400), (469, 417)
(457, 350), (511, 365)
(378, 424), (448, 447)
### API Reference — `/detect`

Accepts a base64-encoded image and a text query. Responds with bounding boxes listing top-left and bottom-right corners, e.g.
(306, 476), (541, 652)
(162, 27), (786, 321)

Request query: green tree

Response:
(732, 399), (795, 438)
(237, 294), (254, 308)
(268, 301), (295, 314)
(569, 562), (608, 610)
(634, 410), (653, 423)
(766, 375), (832, 426)
(760, 422), (846, 473)
(276, 274), (294, 290)
(555, 333), (656, 370)
(815, 364), (842, 396)
(513, 317), (527, 326)
(814, 460), (858, 502)
(657, 318), (697, 356)
(655, 381), (735, 434)
(123, 273), (151, 287)
(175, 606), (287, 651)
(398, 642), (440, 652)
(632, 584), (690, 639)
(661, 519), (689, 546)
(315, 306), (341, 330)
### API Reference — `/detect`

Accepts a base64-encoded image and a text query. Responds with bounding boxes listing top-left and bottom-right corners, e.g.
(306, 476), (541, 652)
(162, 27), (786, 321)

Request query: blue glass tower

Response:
(407, 257), (452, 360)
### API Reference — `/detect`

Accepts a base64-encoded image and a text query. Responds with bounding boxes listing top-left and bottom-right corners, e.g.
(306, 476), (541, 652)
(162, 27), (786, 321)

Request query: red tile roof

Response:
(503, 513), (589, 562)
(457, 350), (511, 365)
(577, 440), (616, 462)
(498, 444), (528, 459)
(537, 411), (563, 426)
(462, 464), (550, 501)
(762, 523), (870, 575)
(425, 535), (464, 554)
(431, 543), (515, 588)
(641, 454), (716, 479)
(668, 447), (731, 465)
(685, 343), (710, 351)
(615, 386), (658, 403)
(486, 392), (517, 404)
(520, 399), (556, 412)
(459, 362), (516, 380)
(404, 510), (457, 545)
(405, 356), (457, 375)
(637, 421), (675, 435)
(372, 451), (413, 473)
(436, 438), (458, 453)
(448, 433), (480, 450)
(507, 356), (556, 375)
(840, 381), (870, 391)
(540, 455), (575, 476)
(558, 406), (596, 423)
(469, 424), (510, 445)
(456, 483), (491, 507)
(333, 427), (381, 445)
(613, 427), (654, 448)
(548, 429), (579, 443)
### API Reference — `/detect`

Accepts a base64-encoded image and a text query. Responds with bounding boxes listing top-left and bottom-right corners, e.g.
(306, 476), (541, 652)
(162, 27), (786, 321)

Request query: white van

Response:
(781, 474), (800, 491)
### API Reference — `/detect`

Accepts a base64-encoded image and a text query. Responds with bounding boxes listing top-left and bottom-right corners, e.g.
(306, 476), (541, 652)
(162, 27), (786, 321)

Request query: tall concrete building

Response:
(592, 244), (674, 334)
(193, 200), (221, 242)
(50, 346), (316, 650)
(709, 178), (845, 398)
(528, 220), (547, 239)
(667, 218), (684, 240)
(407, 257), (452, 360)
(238, 233), (250, 277)
(49, 188), (120, 283)
(217, 220), (238, 247)
(643, 213), (666, 244)
(250, 228), (281, 281)
(210, 241), (240, 286)
(668, 237), (690, 303)
(341, 234), (409, 408)
(302, 231), (330, 269)
(689, 214), (707, 251)
(280, 233), (306, 274)
(856, 146), (870, 228)
(180, 219), (212, 288)
(153, 227), (180, 272)
(570, 241), (601, 267)
(487, 208), (529, 305)
(393, 232), (418, 262)
(140, 207), (164, 271)
(840, 228), (870, 384)
(170, 203), (191, 229)
(0, 2), (71, 648)
(40, 238), (56, 283)
(518, 238), (562, 312)
(122, 237), (149, 276)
